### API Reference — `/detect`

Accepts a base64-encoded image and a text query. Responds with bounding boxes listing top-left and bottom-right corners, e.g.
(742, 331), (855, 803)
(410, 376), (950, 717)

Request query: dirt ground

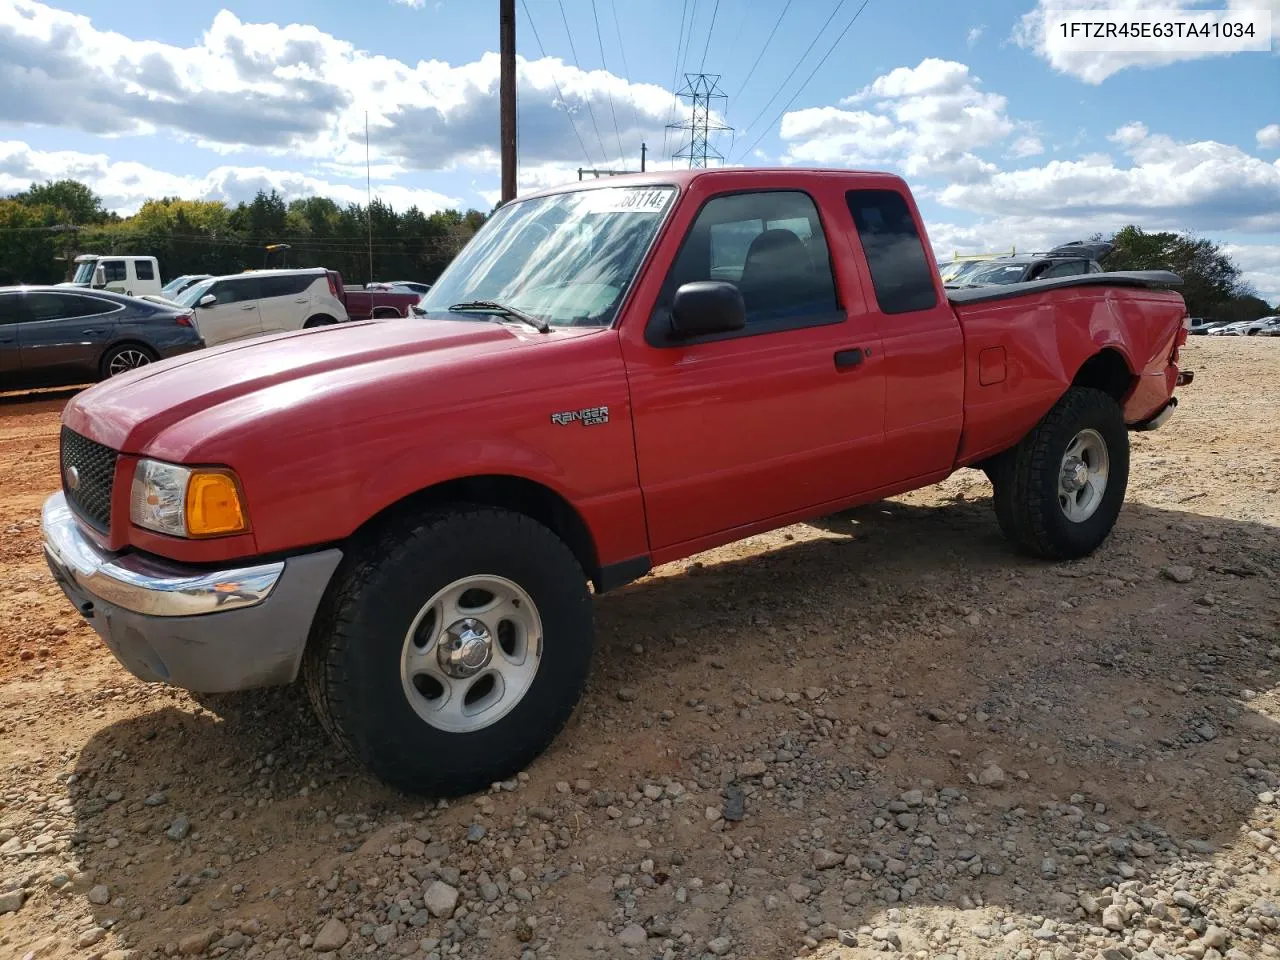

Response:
(1, 339), (1278, 960)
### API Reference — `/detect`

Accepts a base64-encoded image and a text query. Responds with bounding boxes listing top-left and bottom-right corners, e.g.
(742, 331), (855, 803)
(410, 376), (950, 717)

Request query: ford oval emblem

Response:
(65, 465), (80, 491)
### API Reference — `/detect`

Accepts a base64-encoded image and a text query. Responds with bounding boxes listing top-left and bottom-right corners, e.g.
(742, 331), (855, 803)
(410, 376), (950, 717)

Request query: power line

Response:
(731, 0), (792, 105)
(520, 0), (595, 168)
(680, 0), (701, 74)
(662, 0), (693, 164)
(590, 0), (626, 162)
(609, 0), (642, 133)
(733, 0), (849, 157)
(735, 0), (874, 164)
(725, 0), (754, 67)
(700, 0), (721, 72)
(557, 0), (610, 164)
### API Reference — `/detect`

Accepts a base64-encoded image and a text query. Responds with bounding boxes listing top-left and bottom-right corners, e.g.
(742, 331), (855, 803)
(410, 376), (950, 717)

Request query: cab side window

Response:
(135, 260), (155, 281)
(653, 190), (840, 343)
(210, 277), (261, 304)
(845, 189), (938, 315)
(101, 261), (127, 283)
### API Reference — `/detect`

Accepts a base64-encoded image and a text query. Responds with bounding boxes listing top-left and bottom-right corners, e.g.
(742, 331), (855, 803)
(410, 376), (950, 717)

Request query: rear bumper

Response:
(1131, 396), (1177, 432)
(42, 492), (341, 692)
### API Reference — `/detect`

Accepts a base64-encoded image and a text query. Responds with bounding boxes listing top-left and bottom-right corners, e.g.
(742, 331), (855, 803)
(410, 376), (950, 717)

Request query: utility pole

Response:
(667, 74), (732, 168)
(500, 0), (517, 203)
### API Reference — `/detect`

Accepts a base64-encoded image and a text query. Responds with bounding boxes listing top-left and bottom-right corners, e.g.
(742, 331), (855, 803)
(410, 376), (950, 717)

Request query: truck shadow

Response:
(63, 494), (1280, 957)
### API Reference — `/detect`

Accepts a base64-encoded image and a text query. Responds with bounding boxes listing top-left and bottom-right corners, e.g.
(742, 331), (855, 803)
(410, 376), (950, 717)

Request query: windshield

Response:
(419, 185), (677, 328)
(965, 262), (1030, 285)
(72, 260), (97, 284)
(161, 275), (192, 297)
(177, 278), (216, 307)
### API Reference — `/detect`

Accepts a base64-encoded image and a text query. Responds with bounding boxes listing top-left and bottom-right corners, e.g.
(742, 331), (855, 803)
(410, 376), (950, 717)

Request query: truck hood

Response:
(63, 317), (555, 454)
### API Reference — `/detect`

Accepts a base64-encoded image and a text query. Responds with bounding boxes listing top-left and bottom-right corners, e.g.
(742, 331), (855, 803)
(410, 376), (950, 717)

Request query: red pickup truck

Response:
(42, 169), (1191, 795)
(328, 271), (420, 321)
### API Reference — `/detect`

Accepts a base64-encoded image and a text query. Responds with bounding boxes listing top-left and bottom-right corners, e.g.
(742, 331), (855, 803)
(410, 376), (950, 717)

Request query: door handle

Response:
(834, 347), (866, 370)
(241, 305), (256, 311)
(81, 329), (102, 335)
(294, 298), (308, 303)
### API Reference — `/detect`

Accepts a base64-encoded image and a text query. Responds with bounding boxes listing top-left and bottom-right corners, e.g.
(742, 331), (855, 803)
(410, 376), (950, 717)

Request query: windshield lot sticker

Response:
(581, 188), (672, 215)
(552, 406), (609, 426)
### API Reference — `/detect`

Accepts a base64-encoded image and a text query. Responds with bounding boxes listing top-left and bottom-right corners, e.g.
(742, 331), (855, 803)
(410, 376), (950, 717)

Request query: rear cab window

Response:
(845, 189), (939, 314)
(134, 260), (155, 281)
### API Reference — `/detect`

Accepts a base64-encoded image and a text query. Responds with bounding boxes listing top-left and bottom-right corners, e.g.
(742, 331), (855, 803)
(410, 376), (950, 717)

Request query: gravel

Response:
(2, 339), (1280, 960)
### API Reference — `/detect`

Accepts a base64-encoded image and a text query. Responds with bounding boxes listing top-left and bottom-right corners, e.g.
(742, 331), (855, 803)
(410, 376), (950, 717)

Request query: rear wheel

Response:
(303, 506), (594, 796)
(989, 387), (1129, 560)
(100, 344), (156, 379)
(304, 314), (337, 329)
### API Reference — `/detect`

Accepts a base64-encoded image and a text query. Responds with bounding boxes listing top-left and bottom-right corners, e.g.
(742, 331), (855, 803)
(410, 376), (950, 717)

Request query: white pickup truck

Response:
(66, 255), (163, 297)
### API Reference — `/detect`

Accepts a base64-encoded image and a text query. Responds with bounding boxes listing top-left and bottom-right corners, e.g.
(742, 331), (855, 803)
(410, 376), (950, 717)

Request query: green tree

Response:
(12, 179), (109, 225)
(1103, 226), (1249, 318)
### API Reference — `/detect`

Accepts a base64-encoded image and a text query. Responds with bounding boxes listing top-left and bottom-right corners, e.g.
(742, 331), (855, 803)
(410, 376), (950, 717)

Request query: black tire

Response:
(302, 506), (594, 796)
(99, 343), (156, 379)
(303, 315), (337, 328)
(371, 308), (401, 319)
(989, 387), (1129, 560)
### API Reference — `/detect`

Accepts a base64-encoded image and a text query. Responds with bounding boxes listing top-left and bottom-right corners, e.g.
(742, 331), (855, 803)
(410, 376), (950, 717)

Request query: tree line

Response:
(1099, 225), (1276, 322)
(0, 179), (1276, 321)
(0, 179), (491, 288)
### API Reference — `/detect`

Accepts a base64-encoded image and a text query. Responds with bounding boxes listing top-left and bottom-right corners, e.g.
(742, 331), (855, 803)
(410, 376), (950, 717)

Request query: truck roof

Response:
(517, 166), (912, 202)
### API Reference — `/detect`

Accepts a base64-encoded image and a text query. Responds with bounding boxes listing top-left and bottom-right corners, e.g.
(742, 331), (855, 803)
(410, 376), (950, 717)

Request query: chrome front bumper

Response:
(42, 491), (283, 617)
(41, 491), (343, 692)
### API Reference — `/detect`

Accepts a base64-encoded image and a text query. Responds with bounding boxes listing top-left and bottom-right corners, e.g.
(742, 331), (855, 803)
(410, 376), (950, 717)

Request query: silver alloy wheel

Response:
(1058, 427), (1110, 523)
(400, 574), (543, 733)
(107, 349), (152, 376)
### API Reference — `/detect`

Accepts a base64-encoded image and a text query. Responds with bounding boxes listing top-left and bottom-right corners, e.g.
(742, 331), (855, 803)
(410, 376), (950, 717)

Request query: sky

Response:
(0, 0), (1277, 300)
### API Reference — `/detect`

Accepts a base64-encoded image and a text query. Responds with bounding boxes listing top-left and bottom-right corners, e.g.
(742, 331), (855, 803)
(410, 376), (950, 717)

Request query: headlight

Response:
(130, 459), (248, 538)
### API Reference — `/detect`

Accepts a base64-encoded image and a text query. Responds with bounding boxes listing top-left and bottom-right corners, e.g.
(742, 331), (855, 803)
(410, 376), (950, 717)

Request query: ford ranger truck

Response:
(42, 169), (1191, 796)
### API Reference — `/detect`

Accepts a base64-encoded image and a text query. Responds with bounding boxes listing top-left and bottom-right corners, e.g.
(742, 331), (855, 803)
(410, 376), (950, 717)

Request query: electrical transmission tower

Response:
(666, 74), (732, 168)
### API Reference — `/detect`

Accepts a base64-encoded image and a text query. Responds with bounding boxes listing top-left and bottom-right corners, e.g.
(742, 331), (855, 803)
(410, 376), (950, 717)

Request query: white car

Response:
(176, 268), (349, 347)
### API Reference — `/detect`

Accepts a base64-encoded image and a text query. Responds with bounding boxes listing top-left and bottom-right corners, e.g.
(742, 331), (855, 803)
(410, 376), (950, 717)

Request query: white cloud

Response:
(780, 59), (1011, 182)
(939, 123), (1280, 234)
(1014, 0), (1280, 84)
(0, 0), (675, 176)
(391, 0), (425, 7)
(1222, 243), (1280, 303)
(0, 141), (463, 215)
(1010, 136), (1045, 158)
(967, 25), (985, 47)
(1260, 124), (1280, 150)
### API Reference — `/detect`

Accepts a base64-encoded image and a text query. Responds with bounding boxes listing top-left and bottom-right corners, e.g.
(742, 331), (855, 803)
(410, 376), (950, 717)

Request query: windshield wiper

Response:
(447, 300), (550, 333)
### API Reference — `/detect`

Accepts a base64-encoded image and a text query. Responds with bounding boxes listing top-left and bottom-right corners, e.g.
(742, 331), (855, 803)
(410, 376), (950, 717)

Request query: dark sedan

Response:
(1, 286), (205, 390)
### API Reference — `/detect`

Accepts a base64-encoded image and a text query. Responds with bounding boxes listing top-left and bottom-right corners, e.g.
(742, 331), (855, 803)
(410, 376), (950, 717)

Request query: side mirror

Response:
(198, 294), (217, 308)
(92, 266), (105, 287)
(670, 281), (746, 339)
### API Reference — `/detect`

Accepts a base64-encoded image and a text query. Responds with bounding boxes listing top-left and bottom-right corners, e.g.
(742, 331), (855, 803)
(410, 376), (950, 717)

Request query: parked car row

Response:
(3, 266), (431, 391)
(940, 241), (1114, 289)
(1203, 315), (1280, 336)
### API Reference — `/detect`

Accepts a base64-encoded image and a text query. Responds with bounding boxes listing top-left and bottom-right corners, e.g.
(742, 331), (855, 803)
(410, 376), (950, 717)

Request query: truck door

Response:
(620, 185), (887, 553)
(843, 188), (965, 482)
(98, 259), (129, 295)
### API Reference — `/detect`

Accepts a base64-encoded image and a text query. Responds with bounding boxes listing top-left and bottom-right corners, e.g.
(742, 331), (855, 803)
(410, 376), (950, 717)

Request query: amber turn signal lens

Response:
(185, 471), (247, 537)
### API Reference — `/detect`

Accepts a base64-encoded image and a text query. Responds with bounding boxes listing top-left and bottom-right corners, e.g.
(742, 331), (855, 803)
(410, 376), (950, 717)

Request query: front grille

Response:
(60, 427), (118, 533)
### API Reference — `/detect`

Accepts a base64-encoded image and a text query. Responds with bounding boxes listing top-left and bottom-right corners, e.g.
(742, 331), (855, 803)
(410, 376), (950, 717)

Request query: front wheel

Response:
(302, 507), (594, 796)
(990, 387), (1130, 560)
